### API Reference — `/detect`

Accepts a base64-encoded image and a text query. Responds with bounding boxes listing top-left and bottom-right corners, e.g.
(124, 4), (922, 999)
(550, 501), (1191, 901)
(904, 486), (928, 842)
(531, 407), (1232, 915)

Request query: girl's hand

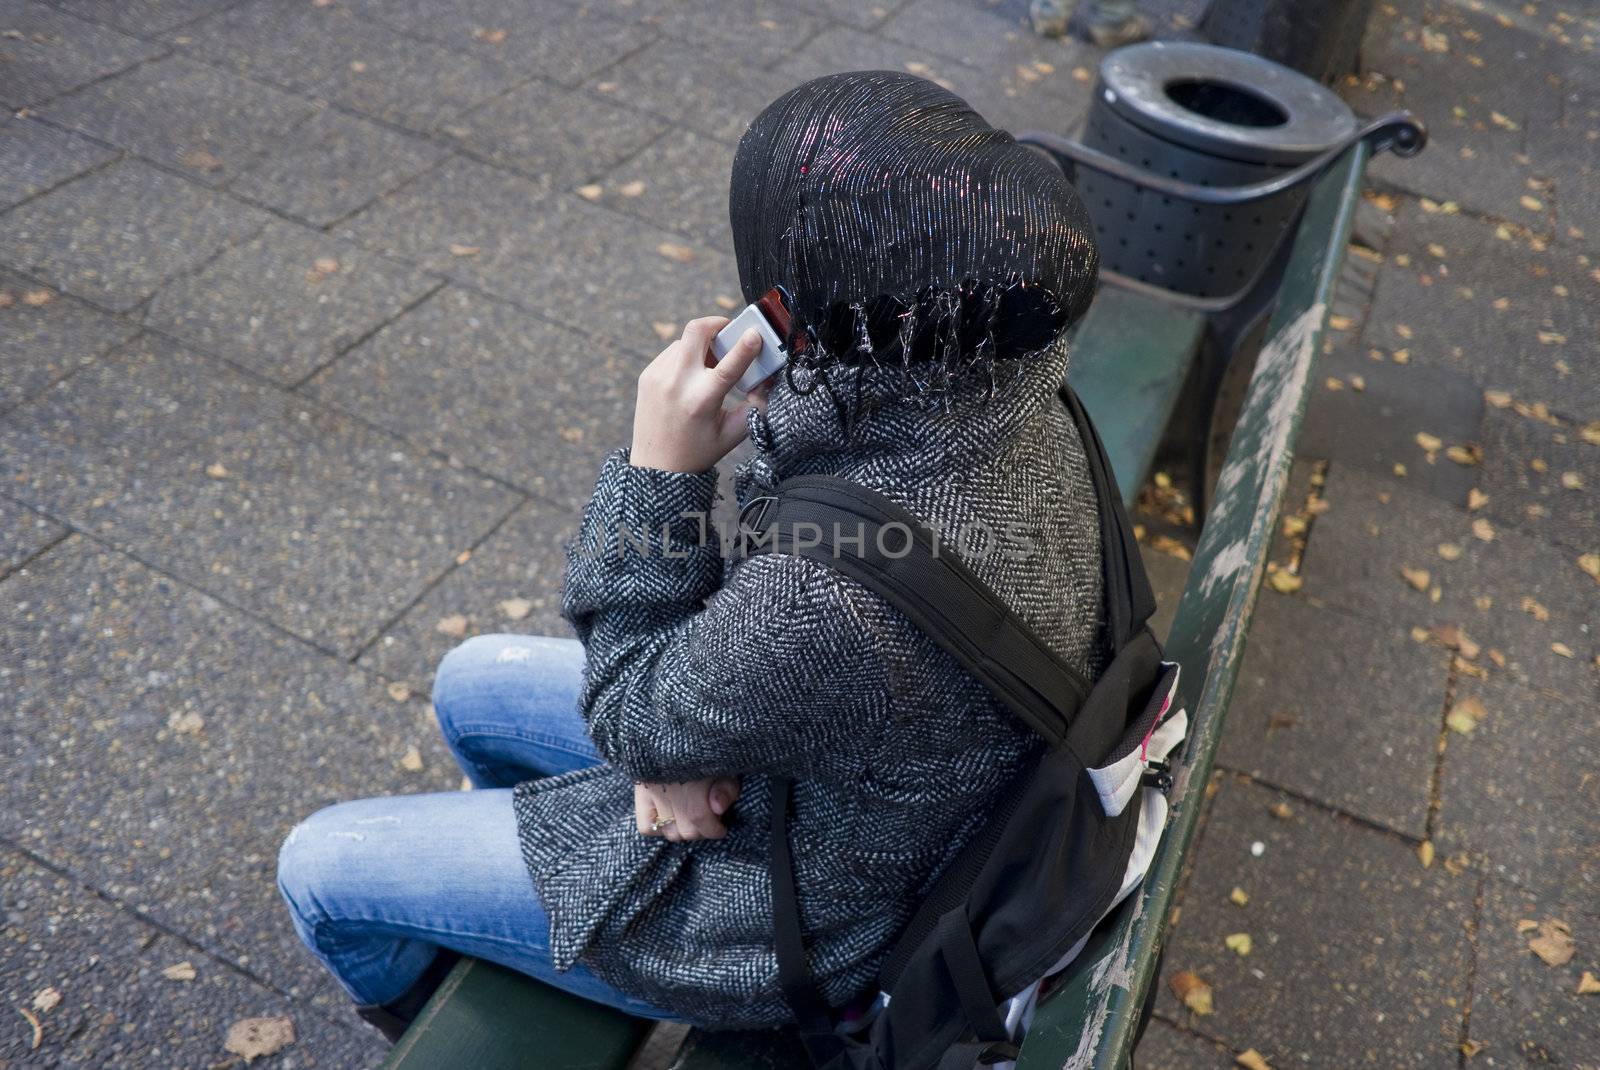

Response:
(635, 777), (742, 842)
(630, 317), (766, 473)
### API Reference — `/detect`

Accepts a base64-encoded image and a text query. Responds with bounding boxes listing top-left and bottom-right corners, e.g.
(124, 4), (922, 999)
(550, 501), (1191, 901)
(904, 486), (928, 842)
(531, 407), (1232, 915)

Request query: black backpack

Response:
(736, 384), (1181, 1070)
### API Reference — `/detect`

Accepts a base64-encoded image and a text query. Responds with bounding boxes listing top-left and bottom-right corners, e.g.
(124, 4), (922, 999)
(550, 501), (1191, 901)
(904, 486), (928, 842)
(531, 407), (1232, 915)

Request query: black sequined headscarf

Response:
(730, 70), (1099, 396)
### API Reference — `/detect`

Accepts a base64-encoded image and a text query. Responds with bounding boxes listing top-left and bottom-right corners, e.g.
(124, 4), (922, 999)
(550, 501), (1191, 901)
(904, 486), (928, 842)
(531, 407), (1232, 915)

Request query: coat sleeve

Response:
(561, 449), (891, 784)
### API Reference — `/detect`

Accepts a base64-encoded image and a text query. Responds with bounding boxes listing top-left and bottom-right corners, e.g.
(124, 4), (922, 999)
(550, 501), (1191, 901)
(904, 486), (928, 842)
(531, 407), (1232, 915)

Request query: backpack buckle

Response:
(1142, 760), (1174, 795)
(739, 495), (777, 535)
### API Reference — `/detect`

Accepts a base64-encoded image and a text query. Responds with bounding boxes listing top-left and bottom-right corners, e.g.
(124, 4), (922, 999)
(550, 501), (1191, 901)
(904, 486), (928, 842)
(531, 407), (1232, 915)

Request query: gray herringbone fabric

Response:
(511, 337), (1106, 1028)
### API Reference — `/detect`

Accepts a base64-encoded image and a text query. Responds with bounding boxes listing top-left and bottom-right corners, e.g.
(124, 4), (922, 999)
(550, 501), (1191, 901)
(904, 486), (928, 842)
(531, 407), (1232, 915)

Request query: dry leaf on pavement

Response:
(1577, 971), (1600, 995)
(435, 614), (469, 638)
(449, 243), (481, 257)
(161, 962), (197, 982)
(386, 681), (411, 702)
(31, 988), (61, 1013)
(400, 745), (424, 772)
(1169, 970), (1213, 1015)
(1230, 887), (1250, 906)
(1578, 553), (1600, 583)
(1418, 840), (1435, 868)
(618, 180), (646, 197)
(1224, 933), (1253, 956)
(1467, 489), (1489, 510)
(1415, 431), (1443, 453)
(1471, 518), (1495, 542)
(575, 184), (603, 201)
(1402, 567), (1431, 591)
(1551, 642), (1574, 658)
(1432, 623), (1479, 659)
(1526, 919), (1574, 966)
(1236, 1050), (1272, 1070)
(225, 1016), (295, 1063)
(652, 321), (678, 341)
(656, 242), (696, 264)
(1269, 802), (1292, 819)
(21, 288), (53, 307)
(168, 709), (204, 735)
(1266, 570), (1301, 593)
(499, 597), (533, 621)
(1445, 696), (1487, 735)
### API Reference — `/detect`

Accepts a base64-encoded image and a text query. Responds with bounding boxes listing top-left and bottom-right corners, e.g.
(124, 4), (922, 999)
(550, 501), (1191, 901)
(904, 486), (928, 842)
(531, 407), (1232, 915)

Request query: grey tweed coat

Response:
(512, 339), (1106, 1028)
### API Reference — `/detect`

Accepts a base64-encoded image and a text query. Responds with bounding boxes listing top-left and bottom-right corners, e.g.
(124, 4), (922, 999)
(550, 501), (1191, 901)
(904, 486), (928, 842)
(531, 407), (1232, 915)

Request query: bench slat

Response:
(380, 958), (652, 1070)
(1015, 142), (1372, 1070)
(1066, 288), (1206, 506)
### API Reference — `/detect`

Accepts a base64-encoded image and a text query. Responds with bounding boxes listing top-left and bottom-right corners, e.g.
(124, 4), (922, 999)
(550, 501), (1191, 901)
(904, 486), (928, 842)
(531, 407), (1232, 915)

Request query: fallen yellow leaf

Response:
(400, 744), (424, 772)
(161, 962), (197, 982)
(1551, 642), (1574, 658)
(1169, 970), (1214, 1016)
(1560, 471), (1583, 489)
(225, 1017), (296, 1063)
(1468, 488), (1489, 510)
(449, 243), (481, 257)
(386, 681), (410, 702)
(435, 614), (469, 638)
(1527, 919), (1575, 966)
(1445, 445), (1478, 466)
(499, 597), (533, 621)
(1236, 1050), (1272, 1070)
(1402, 567), (1431, 591)
(656, 241), (696, 264)
(1416, 431), (1443, 452)
(1579, 553), (1600, 583)
(1438, 543), (1463, 561)
(575, 184), (603, 201)
(1266, 571), (1302, 594)
(1230, 886), (1250, 906)
(1471, 518), (1495, 542)
(1418, 840), (1435, 868)
(1578, 970), (1600, 995)
(618, 180), (646, 197)
(1224, 932), (1253, 956)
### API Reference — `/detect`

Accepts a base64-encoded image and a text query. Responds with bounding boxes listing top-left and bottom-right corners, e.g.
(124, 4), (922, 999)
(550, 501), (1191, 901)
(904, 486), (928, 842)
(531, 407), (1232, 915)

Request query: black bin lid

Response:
(1098, 41), (1357, 165)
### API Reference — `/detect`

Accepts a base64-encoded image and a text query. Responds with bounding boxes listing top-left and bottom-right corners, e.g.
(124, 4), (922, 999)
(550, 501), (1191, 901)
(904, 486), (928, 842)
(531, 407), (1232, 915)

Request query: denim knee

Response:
(275, 804), (352, 931)
(431, 635), (501, 746)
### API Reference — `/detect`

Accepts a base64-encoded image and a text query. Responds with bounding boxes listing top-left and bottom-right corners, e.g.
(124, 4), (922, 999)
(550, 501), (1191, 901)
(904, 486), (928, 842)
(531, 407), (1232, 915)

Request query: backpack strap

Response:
(738, 474), (1089, 752)
(744, 384), (1159, 1046)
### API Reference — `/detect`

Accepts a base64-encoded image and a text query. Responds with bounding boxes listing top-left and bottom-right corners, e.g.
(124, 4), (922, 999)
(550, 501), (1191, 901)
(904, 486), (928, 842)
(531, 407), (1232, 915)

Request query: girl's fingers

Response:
(716, 400), (755, 453)
(634, 784), (657, 836)
(709, 776), (741, 816)
(708, 327), (765, 390)
(677, 317), (729, 367)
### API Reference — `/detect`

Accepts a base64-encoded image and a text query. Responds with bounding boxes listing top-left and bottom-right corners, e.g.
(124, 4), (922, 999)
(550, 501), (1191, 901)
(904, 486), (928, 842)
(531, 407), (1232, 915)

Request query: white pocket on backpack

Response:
(1087, 662), (1184, 818)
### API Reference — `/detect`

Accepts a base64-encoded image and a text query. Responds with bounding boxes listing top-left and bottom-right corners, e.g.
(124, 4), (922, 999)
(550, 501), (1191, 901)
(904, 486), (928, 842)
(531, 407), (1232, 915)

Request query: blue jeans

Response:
(275, 634), (676, 1019)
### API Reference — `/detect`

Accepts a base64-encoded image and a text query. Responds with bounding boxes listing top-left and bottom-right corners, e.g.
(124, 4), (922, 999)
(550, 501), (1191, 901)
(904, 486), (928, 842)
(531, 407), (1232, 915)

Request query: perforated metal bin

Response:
(1075, 42), (1358, 300)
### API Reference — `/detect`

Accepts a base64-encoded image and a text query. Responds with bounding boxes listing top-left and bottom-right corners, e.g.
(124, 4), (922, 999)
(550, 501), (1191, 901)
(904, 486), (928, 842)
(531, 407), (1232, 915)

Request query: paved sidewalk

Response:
(0, 1), (1593, 1068)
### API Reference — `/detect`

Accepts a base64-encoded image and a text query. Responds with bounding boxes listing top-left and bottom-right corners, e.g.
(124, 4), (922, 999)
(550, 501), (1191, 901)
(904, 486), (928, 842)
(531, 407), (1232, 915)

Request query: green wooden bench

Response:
(383, 134), (1385, 1070)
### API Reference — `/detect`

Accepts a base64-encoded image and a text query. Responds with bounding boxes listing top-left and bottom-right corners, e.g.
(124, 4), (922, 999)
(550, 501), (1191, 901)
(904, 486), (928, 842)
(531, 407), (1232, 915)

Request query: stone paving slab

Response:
(0, 846), (382, 1069)
(0, 157), (271, 312)
(878, 0), (1086, 74)
(358, 500), (574, 688)
(593, 0), (834, 69)
(1436, 669), (1599, 896)
(338, 156), (739, 347)
(1298, 464), (1599, 701)
(584, 36), (793, 144)
(0, 538), (465, 1009)
(1473, 401), (1600, 557)
(0, 334), (518, 656)
(335, 153), (557, 266)
(38, 53), (317, 187)
(1217, 593), (1448, 839)
(225, 106), (451, 228)
(1299, 337), (1484, 507)
(0, 494), (64, 575)
(1134, 1018), (1236, 1068)
(307, 286), (634, 507)
(591, 129), (737, 252)
(1362, 202), (1600, 419)
(145, 219), (440, 385)
(775, 23), (1090, 139)
(792, 0), (909, 30)
(0, 114), (117, 210)
(1156, 777), (1473, 1068)
(0, 0), (164, 108)
(0, 272), (137, 413)
(441, 76), (667, 187)
(343, 0), (653, 89)
(1467, 877), (1600, 1069)
(55, 0), (242, 36)
(174, 1), (521, 132)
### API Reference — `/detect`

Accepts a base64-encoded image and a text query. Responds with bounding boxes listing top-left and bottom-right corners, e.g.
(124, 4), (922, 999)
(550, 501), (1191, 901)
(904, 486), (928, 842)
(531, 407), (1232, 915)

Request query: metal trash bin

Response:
(1074, 42), (1358, 300)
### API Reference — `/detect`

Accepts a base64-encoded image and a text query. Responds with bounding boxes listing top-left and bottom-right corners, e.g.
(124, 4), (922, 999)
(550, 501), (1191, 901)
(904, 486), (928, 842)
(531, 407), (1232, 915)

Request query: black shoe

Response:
(354, 949), (462, 1044)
